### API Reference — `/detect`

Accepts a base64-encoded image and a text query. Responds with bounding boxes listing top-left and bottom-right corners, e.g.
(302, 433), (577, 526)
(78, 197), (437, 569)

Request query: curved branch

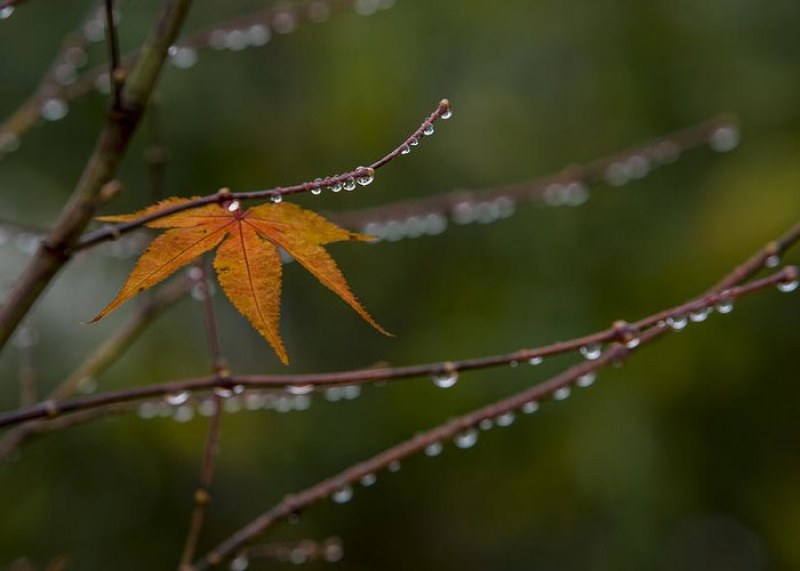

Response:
(75, 99), (452, 252)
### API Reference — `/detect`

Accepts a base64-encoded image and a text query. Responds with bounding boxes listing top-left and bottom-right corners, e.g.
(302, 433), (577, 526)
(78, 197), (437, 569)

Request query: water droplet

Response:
(227, 200), (241, 212)
(214, 387), (234, 398)
(289, 549), (307, 565)
(715, 296), (735, 314)
(311, 187), (322, 195)
(580, 344), (602, 361)
(173, 405), (194, 422)
(409, 137), (419, 146)
(710, 125), (740, 152)
(431, 369), (458, 389)
(329, 181), (343, 193)
(165, 391), (190, 405)
(292, 394), (312, 411)
(553, 387), (571, 401)
(777, 279), (798, 293)
(322, 539), (344, 562)
(331, 485), (353, 504)
(625, 336), (641, 349)
(605, 163), (630, 186)
(424, 442), (443, 457)
(138, 402), (157, 419)
(54, 63), (77, 85)
(233, 384), (246, 395)
(272, 11), (297, 34)
(247, 24), (271, 46)
(286, 384), (313, 395)
(422, 123), (435, 136)
(197, 398), (216, 416)
(496, 412), (515, 427)
(230, 554), (249, 571)
(454, 428), (478, 449)
(528, 356), (544, 366)
(388, 460), (401, 472)
(41, 98), (68, 122)
(441, 108), (453, 120)
(170, 46), (198, 69)
(399, 144), (411, 155)
(509, 360), (518, 368)
(765, 254), (781, 268)
(577, 372), (596, 388)
(356, 168), (374, 186)
(343, 177), (357, 191)
(689, 307), (711, 322)
(652, 140), (680, 163)
(479, 418), (494, 431)
(667, 314), (688, 331)
(342, 385), (361, 400)
(521, 401), (539, 414)
(360, 473), (377, 486)
(224, 397), (243, 413)
(270, 192), (283, 203)
(0, 6), (15, 19)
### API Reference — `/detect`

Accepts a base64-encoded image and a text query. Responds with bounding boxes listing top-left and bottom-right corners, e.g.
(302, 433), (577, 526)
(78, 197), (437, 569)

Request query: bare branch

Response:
(74, 99), (453, 252)
(0, 0), (195, 352)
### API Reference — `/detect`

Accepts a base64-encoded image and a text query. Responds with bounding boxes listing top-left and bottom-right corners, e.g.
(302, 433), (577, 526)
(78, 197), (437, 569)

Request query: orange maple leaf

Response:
(90, 197), (389, 364)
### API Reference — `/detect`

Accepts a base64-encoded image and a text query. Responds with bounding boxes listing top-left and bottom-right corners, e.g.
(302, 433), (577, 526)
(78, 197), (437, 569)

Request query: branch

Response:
(0, 259), (795, 431)
(0, 276), (190, 460)
(191, 243), (799, 570)
(329, 115), (737, 233)
(178, 262), (228, 569)
(74, 99), (453, 252)
(0, 0), (391, 145)
(0, 0), (195, 352)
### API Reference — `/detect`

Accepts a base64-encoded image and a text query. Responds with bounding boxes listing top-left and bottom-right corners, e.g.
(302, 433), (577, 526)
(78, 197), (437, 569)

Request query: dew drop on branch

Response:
(0, 6), (15, 19)
(286, 384), (313, 395)
(425, 442), (443, 457)
(272, 11), (297, 34)
(580, 343), (602, 360)
(165, 391), (190, 406)
(521, 400), (539, 414)
(479, 418), (494, 431)
(270, 193), (283, 203)
(576, 372), (596, 388)
(40, 99), (69, 122)
(360, 473), (377, 487)
(454, 428), (478, 449)
(528, 356), (544, 366)
(777, 278), (798, 293)
(247, 24), (270, 46)
(229, 554), (249, 571)
(422, 123), (435, 136)
(689, 307), (711, 323)
(441, 108), (453, 120)
(553, 386), (571, 401)
(399, 144), (411, 155)
(495, 412), (515, 427)
(169, 46), (198, 69)
(715, 296), (735, 314)
(343, 177), (356, 191)
(388, 460), (402, 472)
(666, 314), (688, 331)
(173, 405), (194, 422)
(331, 485), (353, 504)
(765, 254), (781, 268)
(431, 369), (458, 389)
(709, 125), (740, 152)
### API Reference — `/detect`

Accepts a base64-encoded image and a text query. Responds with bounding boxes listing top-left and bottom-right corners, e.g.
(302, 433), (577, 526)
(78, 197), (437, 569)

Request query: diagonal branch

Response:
(0, 0), (195, 353)
(189, 231), (799, 570)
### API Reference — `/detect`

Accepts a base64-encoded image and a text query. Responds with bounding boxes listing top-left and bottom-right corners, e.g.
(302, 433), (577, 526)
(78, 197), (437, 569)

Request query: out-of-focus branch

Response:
(0, 0), (195, 353)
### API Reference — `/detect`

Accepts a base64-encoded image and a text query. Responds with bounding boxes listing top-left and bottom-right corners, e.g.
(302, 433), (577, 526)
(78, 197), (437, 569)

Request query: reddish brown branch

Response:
(0, 263), (795, 431)
(74, 99), (452, 252)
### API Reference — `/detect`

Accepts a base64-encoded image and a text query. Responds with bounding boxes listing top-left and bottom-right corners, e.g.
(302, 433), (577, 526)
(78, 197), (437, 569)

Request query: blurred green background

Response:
(1, 0), (799, 569)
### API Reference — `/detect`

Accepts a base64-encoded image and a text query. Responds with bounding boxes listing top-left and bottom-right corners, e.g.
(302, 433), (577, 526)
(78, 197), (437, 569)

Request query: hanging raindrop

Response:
(666, 314), (688, 331)
(580, 344), (602, 360)
(715, 296), (735, 314)
(454, 428), (478, 449)
(553, 387), (571, 401)
(777, 278), (799, 293)
(331, 486), (353, 504)
(360, 473), (377, 487)
(431, 368), (458, 389)
(521, 401), (539, 414)
(270, 192), (283, 204)
(495, 412), (515, 427)
(165, 391), (190, 406)
(343, 177), (357, 191)
(424, 442), (443, 457)
(422, 123), (435, 136)
(528, 356), (544, 366)
(577, 372), (596, 388)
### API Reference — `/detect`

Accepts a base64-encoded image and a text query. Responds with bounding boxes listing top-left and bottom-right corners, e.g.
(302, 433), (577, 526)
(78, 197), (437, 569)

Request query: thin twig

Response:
(329, 115), (737, 231)
(75, 99), (453, 252)
(0, 0), (195, 353)
(178, 262), (228, 570)
(0, 262), (795, 431)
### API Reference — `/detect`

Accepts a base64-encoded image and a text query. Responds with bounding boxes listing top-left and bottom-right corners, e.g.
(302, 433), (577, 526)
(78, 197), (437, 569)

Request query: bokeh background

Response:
(1, 0), (799, 569)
